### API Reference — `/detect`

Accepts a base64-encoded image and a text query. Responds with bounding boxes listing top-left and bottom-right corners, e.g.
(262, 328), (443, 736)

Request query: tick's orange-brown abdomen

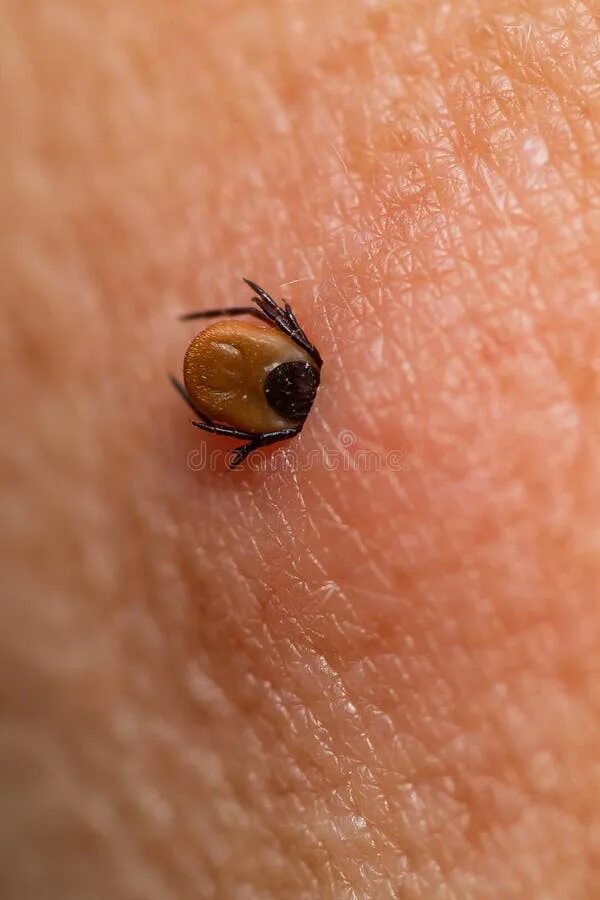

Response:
(183, 320), (315, 433)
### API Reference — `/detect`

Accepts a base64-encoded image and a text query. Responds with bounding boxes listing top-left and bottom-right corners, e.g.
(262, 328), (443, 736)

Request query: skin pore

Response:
(2, 0), (600, 897)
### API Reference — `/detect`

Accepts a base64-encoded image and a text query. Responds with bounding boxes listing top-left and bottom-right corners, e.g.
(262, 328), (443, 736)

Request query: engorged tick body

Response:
(171, 279), (322, 468)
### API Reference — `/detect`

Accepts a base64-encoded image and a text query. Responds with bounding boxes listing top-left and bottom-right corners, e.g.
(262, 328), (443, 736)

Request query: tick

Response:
(171, 279), (323, 468)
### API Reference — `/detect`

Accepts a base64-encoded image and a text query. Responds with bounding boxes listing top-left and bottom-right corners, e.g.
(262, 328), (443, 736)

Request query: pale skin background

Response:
(2, 0), (600, 897)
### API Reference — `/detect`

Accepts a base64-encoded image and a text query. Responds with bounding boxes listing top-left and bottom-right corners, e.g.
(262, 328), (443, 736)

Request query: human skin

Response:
(2, 0), (600, 897)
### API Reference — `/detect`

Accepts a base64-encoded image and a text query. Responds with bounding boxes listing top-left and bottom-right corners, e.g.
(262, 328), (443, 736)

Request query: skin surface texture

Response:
(2, 0), (600, 898)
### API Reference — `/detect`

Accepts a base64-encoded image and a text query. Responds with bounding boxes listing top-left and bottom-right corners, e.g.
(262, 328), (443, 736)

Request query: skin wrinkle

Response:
(2, 0), (600, 898)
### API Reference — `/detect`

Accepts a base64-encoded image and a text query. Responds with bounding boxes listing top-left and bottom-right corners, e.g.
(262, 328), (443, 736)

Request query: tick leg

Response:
(169, 374), (215, 426)
(181, 279), (322, 368)
(191, 421), (255, 440)
(179, 307), (270, 324)
(242, 279), (293, 332)
(243, 278), (323, 368)
(229, 427), (301, 469)
(242, 279), (283, 317)
(171, 370), (303, 468)
(170, 374), (255, 440)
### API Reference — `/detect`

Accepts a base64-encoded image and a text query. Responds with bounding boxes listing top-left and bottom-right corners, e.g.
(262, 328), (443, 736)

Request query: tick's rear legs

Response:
(170, 374), (255, 440)
(230, 427), (301, 469)
(169, 374), (215, 426)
